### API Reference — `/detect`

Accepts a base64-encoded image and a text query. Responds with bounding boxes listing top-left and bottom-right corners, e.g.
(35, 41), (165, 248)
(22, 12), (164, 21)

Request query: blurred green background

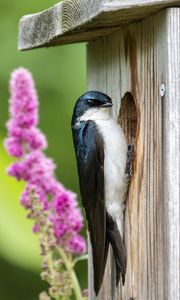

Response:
(0, 1), (87, 299)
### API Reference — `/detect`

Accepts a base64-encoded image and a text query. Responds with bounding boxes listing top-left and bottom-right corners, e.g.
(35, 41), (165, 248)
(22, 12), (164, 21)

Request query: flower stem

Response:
(58, 248), (83, 300)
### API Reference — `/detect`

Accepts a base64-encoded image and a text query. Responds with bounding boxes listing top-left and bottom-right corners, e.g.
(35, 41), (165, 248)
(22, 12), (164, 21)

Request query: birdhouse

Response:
(18, 1), (180, 299)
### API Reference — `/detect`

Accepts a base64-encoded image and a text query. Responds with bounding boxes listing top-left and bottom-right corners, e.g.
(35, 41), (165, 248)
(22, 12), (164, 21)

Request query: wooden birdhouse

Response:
(18, 1), (180, 299)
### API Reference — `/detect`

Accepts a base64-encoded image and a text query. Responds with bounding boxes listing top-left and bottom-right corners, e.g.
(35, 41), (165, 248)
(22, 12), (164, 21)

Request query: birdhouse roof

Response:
(18, 0), (180, 50)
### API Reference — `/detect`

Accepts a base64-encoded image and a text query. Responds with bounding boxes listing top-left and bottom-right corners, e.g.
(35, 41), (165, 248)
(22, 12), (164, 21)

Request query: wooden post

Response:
(18, 1), (180, 300)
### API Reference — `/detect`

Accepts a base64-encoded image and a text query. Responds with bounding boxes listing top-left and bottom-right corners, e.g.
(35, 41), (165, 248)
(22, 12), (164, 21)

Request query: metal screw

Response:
(160, 84), (166, 97)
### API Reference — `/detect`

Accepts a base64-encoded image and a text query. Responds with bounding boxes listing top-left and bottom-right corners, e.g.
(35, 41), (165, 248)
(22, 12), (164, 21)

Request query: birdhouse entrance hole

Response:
(118, 92), (137, 176)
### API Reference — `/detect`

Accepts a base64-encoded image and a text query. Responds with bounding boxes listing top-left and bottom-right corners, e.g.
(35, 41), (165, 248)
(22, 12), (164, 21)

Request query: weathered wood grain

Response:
(88, 8), (179, 300)
(163, 8), (180, 300)
(18, 0), (180, 50)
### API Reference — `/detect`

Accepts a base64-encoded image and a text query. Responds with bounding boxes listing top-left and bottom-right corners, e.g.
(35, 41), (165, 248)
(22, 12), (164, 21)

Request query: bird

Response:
(71, 91), (128, 296)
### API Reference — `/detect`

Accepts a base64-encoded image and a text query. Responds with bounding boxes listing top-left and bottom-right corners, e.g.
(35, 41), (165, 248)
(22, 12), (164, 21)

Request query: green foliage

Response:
(0, 1), (87, 299)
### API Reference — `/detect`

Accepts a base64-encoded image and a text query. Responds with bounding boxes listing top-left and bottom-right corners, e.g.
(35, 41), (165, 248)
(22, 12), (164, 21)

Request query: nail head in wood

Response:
(160, 83), (166, 97)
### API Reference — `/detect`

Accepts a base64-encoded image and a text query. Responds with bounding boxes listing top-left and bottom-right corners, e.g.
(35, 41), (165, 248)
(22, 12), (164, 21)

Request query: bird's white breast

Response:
(79, 108), (128, 236)
(96, 118), (128, 236)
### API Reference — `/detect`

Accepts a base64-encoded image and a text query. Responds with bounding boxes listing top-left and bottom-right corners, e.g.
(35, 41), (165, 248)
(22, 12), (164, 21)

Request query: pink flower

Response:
(32, 224), (40, 233)
(50, 192), (83, 238)
(9, 68), (38, 126)
(20, 183), (35, 209)
(66, 208), (83, 231)
(7, 162), (24, 180)
(7, 151), (55, 181)
(53, 191), (77, 214)
(67, 235), (86, 254)
(82, 289), (89, 297)
(4, 136), (23, 158)
(24, 128), (47, 150)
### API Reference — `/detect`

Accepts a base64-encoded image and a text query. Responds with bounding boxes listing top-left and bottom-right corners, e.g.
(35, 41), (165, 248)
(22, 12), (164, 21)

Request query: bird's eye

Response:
(87, 99), (93, 104)
(87, 99), (101, 106)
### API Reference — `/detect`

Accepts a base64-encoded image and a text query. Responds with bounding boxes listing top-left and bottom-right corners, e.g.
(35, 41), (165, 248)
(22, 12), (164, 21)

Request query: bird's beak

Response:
(101, 102), (113, 107)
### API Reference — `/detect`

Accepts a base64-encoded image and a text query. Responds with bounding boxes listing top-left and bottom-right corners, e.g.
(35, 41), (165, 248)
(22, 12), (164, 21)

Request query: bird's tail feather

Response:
(106, 214), (127, 286)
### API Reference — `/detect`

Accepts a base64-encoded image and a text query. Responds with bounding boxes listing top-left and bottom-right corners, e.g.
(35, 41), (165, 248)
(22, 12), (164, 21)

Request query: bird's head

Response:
(72, 91), (113, 125)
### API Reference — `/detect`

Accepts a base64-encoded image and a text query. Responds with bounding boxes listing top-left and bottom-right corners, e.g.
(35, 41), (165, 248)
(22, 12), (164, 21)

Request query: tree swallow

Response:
(71, 91), (128, 295)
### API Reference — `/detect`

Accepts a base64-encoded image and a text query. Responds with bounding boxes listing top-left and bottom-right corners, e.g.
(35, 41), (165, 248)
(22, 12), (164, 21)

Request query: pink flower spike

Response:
(5, 67), (86, 258)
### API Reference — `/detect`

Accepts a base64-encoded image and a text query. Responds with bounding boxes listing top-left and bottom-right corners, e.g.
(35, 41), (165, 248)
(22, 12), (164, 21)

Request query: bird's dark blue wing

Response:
(72, 120), (108, 295)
